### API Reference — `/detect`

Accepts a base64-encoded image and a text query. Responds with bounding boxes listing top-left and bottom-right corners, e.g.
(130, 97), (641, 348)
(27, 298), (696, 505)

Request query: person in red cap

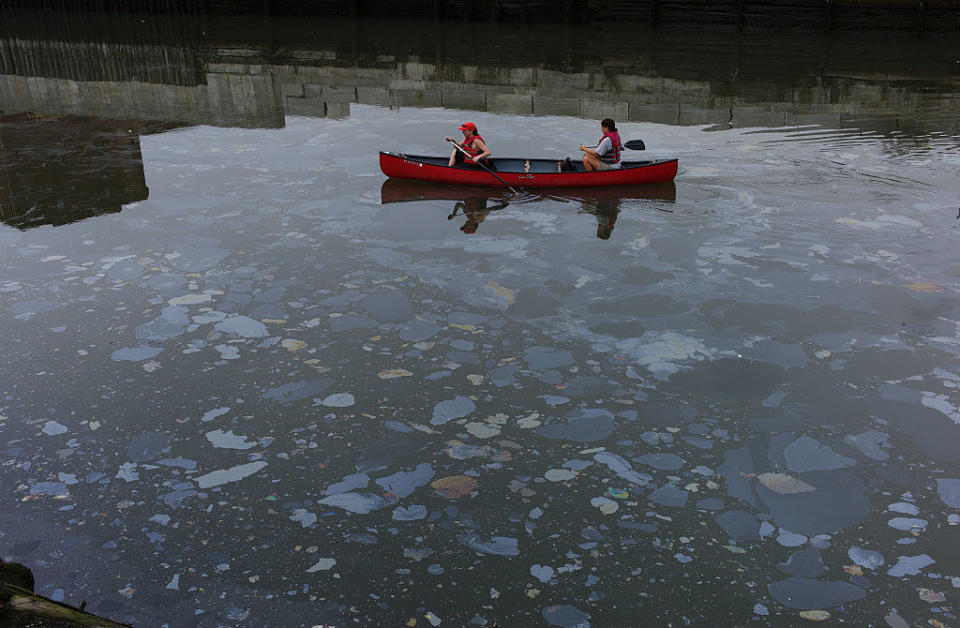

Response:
(446, 122), (492, 167)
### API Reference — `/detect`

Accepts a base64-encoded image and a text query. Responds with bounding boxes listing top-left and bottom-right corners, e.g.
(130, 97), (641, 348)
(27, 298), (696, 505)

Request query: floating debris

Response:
(768, 577), (865, 609)
(590, 496), (619, 515)
(843, 431), (891, 461)
(542, 604), (591, 628)
(887, 554), (935, 577)
(545, 469), (578, 482)
(783, 437), (856, 473)
(918, 588), (946, 603)
(41, 421), (68, 436)
(936, 479), (960, 508)
(195, 461), (268, 489)
(306, 558), (336, 573)
(320, 393), (356, 407)
(902, 281), (943, 293)
(593, 451), (651, 486)
(378, 369), (414, 380)
(393, 505), (428, 521)
(530, 564), (554, 583)
(375, 463), (435, 498)
(461, 534), (520, 556)
(112, 346), (163, 361)
(280, 338), (307, 352)
(777, 548), (827, 578)
(649, 483), (688, 508)
(715, 510), (761, 542)
(431, 475), (477, 499)
(205, 429), (257, 450)
(465, 421), (500, 439)
(536, 409), (614, 442)
(517, 413), (541, 429)
(887, 517), (927, 532)
(443, 440), (493, 460)
(201, 407), (230, 422)
(318, 492), (389, 514)
(324, 473), (370, 496)
(757, 472), (816, 494)
(431, 396), (476, 425)
(848, 547), (885, 570)
(777, 530), (808, 547)
(215, 315), (268, 338)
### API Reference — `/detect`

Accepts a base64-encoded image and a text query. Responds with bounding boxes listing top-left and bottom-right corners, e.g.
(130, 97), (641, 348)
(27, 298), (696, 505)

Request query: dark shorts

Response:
(454, 151), (495, 170)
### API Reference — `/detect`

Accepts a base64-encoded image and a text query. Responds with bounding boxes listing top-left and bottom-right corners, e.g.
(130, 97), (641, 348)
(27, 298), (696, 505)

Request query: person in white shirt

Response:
(579, 118), (623, 171)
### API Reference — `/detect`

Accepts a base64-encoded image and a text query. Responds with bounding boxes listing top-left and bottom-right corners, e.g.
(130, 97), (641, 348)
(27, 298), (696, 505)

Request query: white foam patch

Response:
(618, 332), (718, 378)
(459, 236), (529, 257)
(205, 429), (257, 450)
(215, 345), (241, 360)
(201, 407), (231, 422)
(321, 393), (355, 408)
(215, 316), (269, 338)
(697, 243), (759, 267)
(921, 392), (960, 425)
(116, 462), (139, 482)
(168, 290), (220, 306)
(306, 558), (336, 573)
(512, 210), (561, 231)
(195, 461), (268, 488)
(42, 421), (68, 436)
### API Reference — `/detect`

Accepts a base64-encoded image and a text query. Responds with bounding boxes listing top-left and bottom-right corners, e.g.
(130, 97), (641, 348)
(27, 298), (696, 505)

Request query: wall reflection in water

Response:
(0, 115), (178, 230)
(3, 8), (959, 132)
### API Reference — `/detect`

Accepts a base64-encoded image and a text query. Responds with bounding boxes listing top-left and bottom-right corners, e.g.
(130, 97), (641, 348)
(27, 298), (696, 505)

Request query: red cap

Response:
(458, 122), (477, 131)
(460, 222), (478, 234)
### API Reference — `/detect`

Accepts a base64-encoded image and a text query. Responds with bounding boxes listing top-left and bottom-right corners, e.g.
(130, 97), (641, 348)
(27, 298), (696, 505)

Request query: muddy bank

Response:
(1, 559), (129, 627)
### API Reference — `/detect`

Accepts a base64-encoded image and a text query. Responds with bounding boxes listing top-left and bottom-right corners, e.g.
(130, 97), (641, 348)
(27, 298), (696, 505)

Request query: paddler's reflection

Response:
(581, 199), (621, 240)
(447, 196), (510, 234)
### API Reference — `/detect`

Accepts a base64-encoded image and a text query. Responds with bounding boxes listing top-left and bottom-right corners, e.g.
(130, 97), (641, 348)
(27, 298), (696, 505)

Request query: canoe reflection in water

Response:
(379, 179), (676, 239)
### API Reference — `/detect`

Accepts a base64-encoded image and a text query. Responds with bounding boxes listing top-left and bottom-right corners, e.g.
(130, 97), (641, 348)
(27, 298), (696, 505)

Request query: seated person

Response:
(446, 122), (492, 167)
(579, 118), (623, 171)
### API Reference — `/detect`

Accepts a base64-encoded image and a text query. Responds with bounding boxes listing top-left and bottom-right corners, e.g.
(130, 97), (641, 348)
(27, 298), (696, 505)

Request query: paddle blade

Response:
(624, 139), (646, 150)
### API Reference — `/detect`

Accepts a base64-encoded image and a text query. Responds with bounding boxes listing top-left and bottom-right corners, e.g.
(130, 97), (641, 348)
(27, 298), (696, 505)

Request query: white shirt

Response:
(594, 137), (621, 169)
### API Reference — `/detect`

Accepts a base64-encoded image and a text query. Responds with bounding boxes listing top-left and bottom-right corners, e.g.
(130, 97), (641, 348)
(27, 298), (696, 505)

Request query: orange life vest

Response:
(460, 134), (485, 163)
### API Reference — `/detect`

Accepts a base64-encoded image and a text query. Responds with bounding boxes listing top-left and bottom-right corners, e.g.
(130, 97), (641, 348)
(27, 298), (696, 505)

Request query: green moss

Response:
(0, 559), (35, 592)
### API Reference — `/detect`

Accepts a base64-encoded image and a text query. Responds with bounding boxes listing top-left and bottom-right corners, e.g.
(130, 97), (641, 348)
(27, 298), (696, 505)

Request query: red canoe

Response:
(379, 152), (678, 188)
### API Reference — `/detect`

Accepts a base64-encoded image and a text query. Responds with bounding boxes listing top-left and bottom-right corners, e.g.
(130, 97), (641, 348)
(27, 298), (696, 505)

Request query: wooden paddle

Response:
(446, 139), (520, 194)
